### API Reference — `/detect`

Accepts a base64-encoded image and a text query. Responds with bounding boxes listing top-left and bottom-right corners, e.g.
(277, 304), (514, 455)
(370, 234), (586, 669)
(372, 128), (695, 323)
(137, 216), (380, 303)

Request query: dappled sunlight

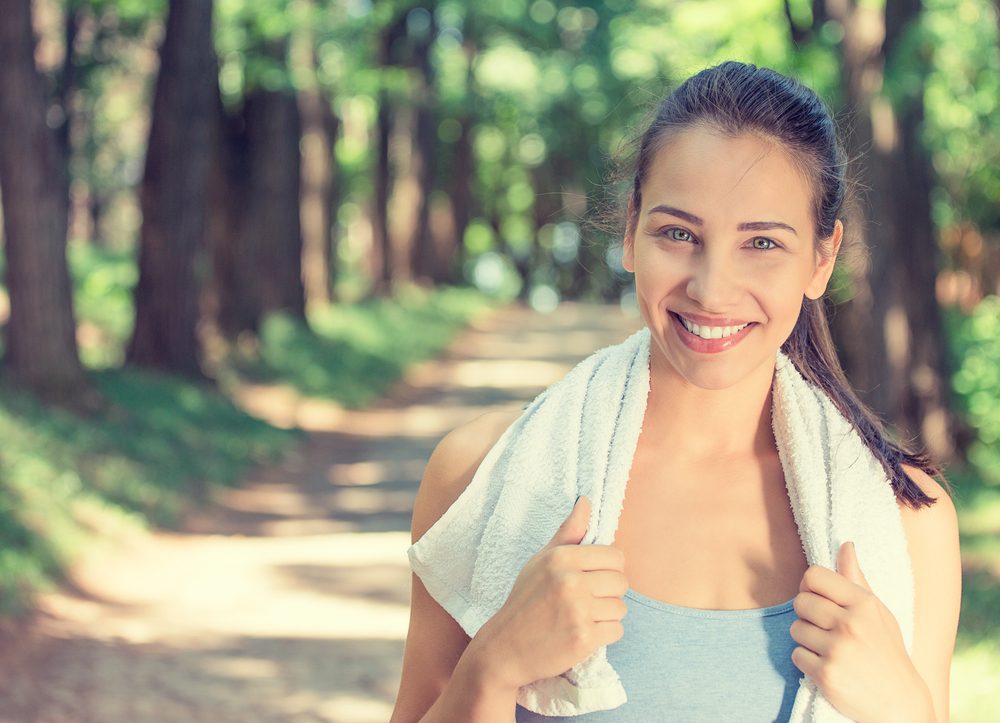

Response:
(450, 358), (571, 388)
(3, 304), (635, 720)
(328, 460), (426, 487)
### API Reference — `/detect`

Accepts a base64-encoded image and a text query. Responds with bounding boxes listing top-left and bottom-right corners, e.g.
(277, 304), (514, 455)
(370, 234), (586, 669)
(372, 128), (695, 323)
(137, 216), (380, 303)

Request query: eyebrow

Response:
(646, 204), (799, 237)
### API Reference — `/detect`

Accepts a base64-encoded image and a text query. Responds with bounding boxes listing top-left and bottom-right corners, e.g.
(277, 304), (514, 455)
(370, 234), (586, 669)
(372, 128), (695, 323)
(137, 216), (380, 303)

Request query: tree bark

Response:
(407, 12), (443, 284)
(205, 81), (253, 340)
(241, 85), (307, 321)
(299, 89), (339, 307)
(372, 91), (393, 296)
(0, 0), (88, 399)
(126, 0), (215, 377)
(790, 0), (958, 458)
(882, 0), (957, 458)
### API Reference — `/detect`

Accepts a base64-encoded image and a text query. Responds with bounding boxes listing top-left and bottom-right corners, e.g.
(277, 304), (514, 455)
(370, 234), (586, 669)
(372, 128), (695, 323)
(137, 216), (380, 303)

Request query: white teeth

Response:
(678, 315), (750, 340)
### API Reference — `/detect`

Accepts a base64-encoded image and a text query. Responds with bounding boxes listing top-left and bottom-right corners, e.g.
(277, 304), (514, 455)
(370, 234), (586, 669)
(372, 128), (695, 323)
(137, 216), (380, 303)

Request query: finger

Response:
(566, 544), (626, 572)
(584, 569), (629, 598)
(799, 564), (864, 607)
(592, 620), (625, 647)
(790, 645), (822, 681)
(590, 596), (628, 622)
(793, 591), (843, 630)
(789, 618), (832, 656)
(545, 496), (591, 549)
(836, 541), (872, 593)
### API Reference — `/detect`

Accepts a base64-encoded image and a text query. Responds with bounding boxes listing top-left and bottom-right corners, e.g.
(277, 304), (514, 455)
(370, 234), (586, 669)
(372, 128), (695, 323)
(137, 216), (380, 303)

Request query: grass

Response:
(222, 284), (496, 407)
(951, 471), (1000, 720)
(0, 243), (503, 615)
(0, 369), (299, 615)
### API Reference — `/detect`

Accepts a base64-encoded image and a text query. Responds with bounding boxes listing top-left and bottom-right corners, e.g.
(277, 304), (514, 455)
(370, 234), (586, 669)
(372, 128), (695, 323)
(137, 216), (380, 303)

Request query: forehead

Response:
(642, 126), (815, 231)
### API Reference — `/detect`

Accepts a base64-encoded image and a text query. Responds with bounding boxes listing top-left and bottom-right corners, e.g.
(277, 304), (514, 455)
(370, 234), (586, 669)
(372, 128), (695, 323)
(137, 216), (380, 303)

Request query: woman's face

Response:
(623, 125), (842, 390)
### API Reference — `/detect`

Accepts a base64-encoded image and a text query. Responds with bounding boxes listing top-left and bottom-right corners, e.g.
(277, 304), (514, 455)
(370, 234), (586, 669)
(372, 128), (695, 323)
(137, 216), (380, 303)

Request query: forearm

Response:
(419, 644), (519, 723)
(864, 674), (937, 723)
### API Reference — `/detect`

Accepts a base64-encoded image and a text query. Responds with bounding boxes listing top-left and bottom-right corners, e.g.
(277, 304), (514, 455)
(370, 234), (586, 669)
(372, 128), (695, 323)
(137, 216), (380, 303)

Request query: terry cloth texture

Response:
(407, 326), (914, 721)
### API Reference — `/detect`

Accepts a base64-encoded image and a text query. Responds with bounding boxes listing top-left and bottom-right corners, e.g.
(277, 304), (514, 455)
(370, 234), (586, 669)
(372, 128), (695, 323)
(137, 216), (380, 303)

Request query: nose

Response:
(685, 253), (741, 311)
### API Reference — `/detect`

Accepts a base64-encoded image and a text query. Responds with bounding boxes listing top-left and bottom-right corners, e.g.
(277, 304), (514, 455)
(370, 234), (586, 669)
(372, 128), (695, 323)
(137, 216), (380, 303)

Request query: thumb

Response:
(837, 541), (871, 591)
(545, 495), (591, 548)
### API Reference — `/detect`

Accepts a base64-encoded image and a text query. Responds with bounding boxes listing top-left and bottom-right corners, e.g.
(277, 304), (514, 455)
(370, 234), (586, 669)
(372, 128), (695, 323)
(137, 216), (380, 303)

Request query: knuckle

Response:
(803, 566), (821, 588)
(792, 593), (806, 616)
(788, 619), (802, 640)
(554, 572), (581, 599)
(617, 599), (628, 618)
(569, 622), (592, 650)
(836, 614), (861, 638)
(547, 545), (570, 568)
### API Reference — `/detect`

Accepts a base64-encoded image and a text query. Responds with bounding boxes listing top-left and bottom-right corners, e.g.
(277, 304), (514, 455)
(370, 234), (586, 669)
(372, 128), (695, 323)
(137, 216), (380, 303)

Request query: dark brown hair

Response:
(626, 61), (941, 508)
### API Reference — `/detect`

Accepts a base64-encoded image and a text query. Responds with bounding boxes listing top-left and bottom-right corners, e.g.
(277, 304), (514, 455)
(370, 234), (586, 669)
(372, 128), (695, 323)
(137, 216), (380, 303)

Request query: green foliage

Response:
(227, 285), (497, 406)
(0, 371), (297, 614)
(69, 244), (137, 368)
(949, 296), (1000, 485)
(922, 0), (1000, 233)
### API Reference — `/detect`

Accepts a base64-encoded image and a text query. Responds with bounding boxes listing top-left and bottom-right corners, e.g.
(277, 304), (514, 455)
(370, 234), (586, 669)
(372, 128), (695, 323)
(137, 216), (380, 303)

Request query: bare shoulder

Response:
(896, 464), (960, 575)
(897, 464), (959, 533)
(411, 405), (525, 543)
(393, 405), (524, 722)
(897, 465), (961, 722)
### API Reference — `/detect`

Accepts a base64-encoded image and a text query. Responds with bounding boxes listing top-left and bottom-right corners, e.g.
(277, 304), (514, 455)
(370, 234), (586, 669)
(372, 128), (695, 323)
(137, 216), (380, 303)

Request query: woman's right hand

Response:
(466, 495), (629, 693)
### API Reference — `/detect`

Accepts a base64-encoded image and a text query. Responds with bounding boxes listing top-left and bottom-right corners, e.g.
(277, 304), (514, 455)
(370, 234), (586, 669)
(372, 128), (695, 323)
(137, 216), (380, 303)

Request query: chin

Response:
(651, 325), (777, 392)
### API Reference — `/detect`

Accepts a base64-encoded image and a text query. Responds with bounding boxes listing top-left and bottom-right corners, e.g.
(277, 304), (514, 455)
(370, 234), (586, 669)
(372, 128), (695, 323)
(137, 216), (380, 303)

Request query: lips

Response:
(669, 311), (757, 353)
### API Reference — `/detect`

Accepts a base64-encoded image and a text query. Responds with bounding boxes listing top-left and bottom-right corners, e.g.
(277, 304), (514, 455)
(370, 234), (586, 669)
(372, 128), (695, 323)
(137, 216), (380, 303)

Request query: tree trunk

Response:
(407, 12), (442, 284)
(882, 0), (957, 458)
(241, 86), (307, 321)
(299, 89), (339, 307)
(371, 93), (393, 296)
(450, 114), (474, 275)
(126, 0), (215, 377)
(0, 0), (88, 400)
(792, 0), (958, 459)
(205, 81), (253, 340)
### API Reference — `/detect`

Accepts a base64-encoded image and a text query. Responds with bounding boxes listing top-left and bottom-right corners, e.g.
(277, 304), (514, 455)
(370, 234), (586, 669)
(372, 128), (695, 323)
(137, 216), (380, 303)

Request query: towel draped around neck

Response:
(407, 326), (914, 721)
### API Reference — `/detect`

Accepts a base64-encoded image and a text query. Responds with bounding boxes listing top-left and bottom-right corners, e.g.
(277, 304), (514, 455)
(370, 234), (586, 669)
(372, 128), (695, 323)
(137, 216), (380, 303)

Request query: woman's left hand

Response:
(790, 541), (935, 723)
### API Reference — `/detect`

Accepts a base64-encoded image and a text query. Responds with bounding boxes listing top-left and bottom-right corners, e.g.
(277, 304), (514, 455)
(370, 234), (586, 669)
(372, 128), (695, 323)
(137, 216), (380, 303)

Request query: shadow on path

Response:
(0, 302), (641, 723)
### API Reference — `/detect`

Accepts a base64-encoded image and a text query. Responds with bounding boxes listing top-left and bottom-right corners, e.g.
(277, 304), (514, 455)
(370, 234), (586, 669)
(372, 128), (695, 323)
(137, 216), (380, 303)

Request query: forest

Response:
(0, 0), (998, 717)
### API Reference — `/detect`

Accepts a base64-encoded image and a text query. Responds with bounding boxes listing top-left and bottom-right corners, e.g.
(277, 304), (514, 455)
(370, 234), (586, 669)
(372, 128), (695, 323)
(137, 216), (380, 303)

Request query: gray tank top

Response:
(515, 587), (803, 722)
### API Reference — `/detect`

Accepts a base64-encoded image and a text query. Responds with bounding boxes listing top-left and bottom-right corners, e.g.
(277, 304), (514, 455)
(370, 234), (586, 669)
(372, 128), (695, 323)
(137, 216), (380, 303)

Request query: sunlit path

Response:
(0, 301), (640, 723)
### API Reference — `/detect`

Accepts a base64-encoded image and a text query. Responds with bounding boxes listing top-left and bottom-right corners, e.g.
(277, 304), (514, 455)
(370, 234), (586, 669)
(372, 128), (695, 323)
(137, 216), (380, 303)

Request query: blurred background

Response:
(0, 0), (997, 720)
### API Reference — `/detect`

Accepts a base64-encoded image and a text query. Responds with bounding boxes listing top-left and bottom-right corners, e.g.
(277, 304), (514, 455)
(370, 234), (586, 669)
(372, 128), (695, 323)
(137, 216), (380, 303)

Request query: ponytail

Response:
(782, 299), (943, 508)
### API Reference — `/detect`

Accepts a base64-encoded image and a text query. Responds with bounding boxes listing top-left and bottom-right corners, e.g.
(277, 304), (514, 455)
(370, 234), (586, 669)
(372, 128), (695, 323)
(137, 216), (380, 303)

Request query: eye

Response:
(664, 227), (694, 242)
(750, 237), (777, 251)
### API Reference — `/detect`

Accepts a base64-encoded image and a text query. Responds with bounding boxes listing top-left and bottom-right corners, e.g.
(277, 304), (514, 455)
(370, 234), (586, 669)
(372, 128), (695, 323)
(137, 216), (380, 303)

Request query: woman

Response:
(391, 62), (961, 722)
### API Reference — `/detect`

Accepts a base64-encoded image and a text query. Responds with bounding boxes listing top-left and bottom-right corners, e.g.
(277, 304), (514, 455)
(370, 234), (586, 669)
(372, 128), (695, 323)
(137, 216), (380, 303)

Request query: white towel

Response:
(407, 326), (914, 720)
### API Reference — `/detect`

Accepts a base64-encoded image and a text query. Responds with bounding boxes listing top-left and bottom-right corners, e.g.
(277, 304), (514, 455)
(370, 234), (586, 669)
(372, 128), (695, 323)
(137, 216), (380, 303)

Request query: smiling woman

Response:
(623, 127), (840, 388)
(392, 61), (961, 723)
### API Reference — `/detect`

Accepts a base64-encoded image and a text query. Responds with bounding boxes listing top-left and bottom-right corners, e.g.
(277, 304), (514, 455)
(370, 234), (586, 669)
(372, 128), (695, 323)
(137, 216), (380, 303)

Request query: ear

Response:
(804, 219), (843, 300)
(623, 233), (635, 273)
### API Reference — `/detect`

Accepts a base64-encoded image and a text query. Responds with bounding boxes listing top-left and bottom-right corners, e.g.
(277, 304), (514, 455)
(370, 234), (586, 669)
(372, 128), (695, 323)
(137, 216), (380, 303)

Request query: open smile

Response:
(669, 311), (757, 353)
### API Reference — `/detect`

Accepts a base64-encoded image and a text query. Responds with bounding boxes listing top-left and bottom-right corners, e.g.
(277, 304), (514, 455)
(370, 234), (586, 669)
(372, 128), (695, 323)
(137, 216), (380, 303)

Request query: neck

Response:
(643, 347), (778, 461)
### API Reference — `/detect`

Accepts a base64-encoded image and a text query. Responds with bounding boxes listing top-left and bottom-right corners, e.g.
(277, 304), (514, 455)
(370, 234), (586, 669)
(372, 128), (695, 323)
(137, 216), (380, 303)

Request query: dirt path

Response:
(0, 302), (640, 723)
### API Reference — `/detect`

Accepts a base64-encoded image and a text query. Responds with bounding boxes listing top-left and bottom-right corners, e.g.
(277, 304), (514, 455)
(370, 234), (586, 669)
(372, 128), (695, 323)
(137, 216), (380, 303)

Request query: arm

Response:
(898, 465), (962, 723)
(391, 409), (524, 723)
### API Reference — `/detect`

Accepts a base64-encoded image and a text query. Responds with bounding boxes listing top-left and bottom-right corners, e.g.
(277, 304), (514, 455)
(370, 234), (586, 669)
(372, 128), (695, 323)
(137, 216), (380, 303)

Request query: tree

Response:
(785, 0), (959, 459)
(0, 0), (89, 401)
(126, 0), (216, 377)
